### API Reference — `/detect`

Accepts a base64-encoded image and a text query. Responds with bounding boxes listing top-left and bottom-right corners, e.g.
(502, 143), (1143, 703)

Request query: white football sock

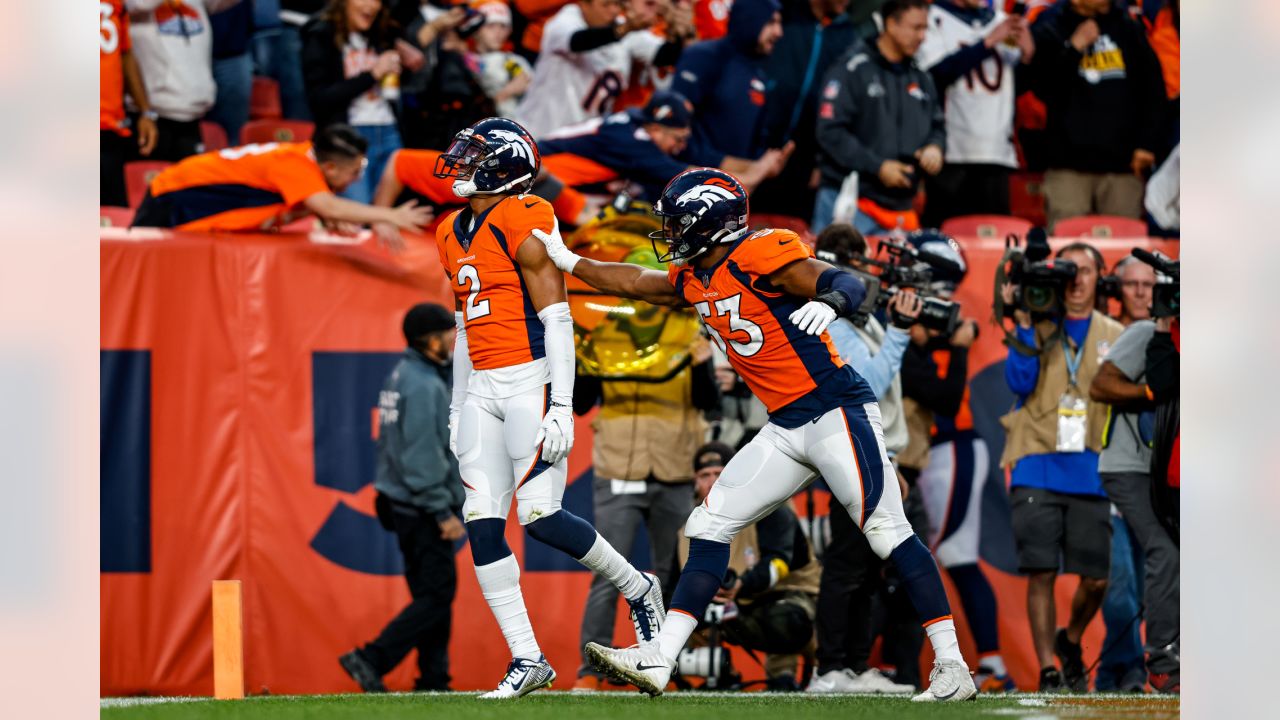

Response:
(579, 533), (649, 601)
(925, 618), (964, 663)
(657, 610), (698, 664)
(981, 653), (1008, 676)
(474, 555), (540, 660)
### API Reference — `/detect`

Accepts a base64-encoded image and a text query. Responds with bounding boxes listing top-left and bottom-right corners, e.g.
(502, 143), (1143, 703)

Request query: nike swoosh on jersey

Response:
(524, 201), (538, 208)
(778, 239), (793, 245)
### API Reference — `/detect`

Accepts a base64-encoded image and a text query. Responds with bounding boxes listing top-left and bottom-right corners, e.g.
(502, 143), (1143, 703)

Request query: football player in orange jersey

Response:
(431, 118), (664, 699)
(535, 168), (978, 702)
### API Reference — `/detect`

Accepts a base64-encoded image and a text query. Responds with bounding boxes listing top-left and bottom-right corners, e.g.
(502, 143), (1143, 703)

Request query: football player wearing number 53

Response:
(431, 118), (665, 700)
(536, 168), (977, 702)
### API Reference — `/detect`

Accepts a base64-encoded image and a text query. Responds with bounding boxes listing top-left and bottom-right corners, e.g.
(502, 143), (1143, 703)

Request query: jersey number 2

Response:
(695, 295), (763, 357)
(457, 264), (491, 320)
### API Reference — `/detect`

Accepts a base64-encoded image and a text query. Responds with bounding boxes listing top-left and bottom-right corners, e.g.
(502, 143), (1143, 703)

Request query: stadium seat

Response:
(240, 119), (316, 145)
(250, 76), (283, 120)
(750, 213), (813, 243)
(100, 206), (135, 228)
(124, 160), (172, 208)
(1009, 172), (1047, 228)
(1054, 214), (1148, 238)
(941, 214), (1033, 241)
(200, 121), (229, 151)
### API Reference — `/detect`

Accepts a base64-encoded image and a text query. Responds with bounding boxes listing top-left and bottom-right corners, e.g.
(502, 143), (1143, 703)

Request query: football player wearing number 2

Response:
(432, 118), (665, 699)
(535, 168), (977, 702)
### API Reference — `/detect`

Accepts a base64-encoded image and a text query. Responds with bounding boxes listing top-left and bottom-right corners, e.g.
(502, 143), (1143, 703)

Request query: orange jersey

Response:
(694, 0), (731, 41)
(148, 142), (331, 231)
(435, 195), (556, 370)
(100, 0), (131, 134)
(668, 228), (875, 426)
(394, 150), (467, 207)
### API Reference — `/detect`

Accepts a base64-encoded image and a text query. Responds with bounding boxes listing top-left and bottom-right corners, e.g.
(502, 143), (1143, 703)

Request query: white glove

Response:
(789, 300), (837, 336)
(531, 220), (581, 273)
(448, 410), (460, 457)
(533, 403), (574, 464)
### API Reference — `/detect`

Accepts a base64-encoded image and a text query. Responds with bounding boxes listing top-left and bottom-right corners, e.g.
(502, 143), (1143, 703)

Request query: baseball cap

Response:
(641, 90), (694, 129)
(402, 303), (455, 345)
(473, 0), (511, 25)
(693, 442), (734, 472)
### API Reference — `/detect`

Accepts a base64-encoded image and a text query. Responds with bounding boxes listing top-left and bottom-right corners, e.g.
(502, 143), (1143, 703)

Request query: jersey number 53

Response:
(694, 295), (763, 357)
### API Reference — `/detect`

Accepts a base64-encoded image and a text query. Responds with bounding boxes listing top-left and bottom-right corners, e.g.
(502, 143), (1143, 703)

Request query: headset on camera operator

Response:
(1086, 248), (1180, 694)
(995, 233), (1124, 692)
(675, 443), (821, 692)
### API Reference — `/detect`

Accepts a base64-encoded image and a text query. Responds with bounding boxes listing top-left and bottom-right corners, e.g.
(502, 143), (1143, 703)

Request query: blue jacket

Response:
(673, 0), (780, 165)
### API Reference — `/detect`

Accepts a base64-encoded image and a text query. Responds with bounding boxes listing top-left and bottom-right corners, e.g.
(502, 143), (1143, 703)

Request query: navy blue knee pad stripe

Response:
(670, 538), (731, 617)
(466, 518), (512, 566)
(840, 405), (885, 524)
(889, 535), (953, 624)
(525, 509), (597, 560)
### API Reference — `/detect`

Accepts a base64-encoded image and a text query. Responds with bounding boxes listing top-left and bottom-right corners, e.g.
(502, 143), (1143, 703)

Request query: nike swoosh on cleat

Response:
(636, 663), (666, 671)
(934, 686), (959, 700)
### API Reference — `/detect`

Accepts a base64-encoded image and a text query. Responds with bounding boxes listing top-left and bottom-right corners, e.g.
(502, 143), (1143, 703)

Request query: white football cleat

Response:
(805, 669), (860, 693)
(584, 642), (673, 697)
(911, 658), (977, 702)
(847, 667), (916, 694)
(628, 573), (665, 646)
(478, 655), (556, 699)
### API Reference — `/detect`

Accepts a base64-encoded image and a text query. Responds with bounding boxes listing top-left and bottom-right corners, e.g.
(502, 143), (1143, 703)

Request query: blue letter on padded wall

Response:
(101, 350), (151, 573)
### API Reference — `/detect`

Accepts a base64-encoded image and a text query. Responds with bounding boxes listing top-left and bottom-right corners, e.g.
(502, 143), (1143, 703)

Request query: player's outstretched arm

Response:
(530, 223), (683, 307)
(769, 257), (867, 336)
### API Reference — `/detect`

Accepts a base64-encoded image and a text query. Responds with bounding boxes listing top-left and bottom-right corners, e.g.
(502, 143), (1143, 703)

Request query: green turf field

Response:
(101, 692), (1180, 719)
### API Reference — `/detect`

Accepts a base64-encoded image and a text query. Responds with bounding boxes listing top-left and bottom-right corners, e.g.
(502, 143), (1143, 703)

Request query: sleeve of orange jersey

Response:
(265, 150), (331, 207)
(500, 198), (555, 258)
(394, 150), (459, 205)
(736, 230), (813, 276)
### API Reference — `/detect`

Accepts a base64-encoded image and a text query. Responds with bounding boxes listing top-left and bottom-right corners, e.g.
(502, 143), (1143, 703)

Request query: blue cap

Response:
(641, 90), (694, 129)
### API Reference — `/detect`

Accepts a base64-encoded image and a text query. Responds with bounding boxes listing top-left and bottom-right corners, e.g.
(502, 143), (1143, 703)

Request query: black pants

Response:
(815, 482), (927, 685)
(922, 163), (1012, 228)
(101, 130), (133, 207)
(362, 503), (458, 690)
(143, 116), (204, 163)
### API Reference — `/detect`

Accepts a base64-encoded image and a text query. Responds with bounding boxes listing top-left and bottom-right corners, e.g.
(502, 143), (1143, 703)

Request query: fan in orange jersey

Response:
(100, 0), (158, 207)
(535, 167), (978, 702)
(131, 124), (430, 237)
(429, 117), (664, 699)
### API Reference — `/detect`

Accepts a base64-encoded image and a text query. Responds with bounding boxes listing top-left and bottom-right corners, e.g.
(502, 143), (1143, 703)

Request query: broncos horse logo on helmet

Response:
(434, 117), (541, 198)
(651, 168), (749, 265)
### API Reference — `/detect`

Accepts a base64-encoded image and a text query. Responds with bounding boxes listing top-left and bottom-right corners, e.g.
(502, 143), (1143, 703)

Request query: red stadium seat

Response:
(250, 76), (283, 120)
(1054, 215), (1148, 238)
(750, 213), (813, 243)
(1009, 171), (1047, 228)
(200, 121), (229, 151)
(124, 160), (172, 208)
(941, 214), (1033, 241)
(239, 119), (316, 145)
(100, 206), (135, 228)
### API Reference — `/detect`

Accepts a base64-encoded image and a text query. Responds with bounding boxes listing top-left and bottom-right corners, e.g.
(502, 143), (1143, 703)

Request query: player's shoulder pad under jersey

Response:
(733, 228), (812, 277)
(493, 194), (555, 257)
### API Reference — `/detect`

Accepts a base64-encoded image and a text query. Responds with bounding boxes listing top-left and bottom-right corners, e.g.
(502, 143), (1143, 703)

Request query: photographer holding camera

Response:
(1088, 250), (1180, 694)
(998, 240), (1123, 692)
(677, 443), (821, 692)
(807, 224), (920, 695)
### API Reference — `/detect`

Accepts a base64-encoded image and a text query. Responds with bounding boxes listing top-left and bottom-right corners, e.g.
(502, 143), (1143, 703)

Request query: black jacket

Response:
(1029, 3), (1165, 174)
(301, 18), (397, 129)
(815, 39), (946, 210)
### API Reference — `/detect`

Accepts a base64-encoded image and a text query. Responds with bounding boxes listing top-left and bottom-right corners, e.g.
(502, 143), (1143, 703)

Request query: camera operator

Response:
(897, 231), (1015, 693)
(807, 223), (919, 695)
(1088, 257), (1180, 695)
(677, 442), (821, 692)
(998, 241), (1123, 692)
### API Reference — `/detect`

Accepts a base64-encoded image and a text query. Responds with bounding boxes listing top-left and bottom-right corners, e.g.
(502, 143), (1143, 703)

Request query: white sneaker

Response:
(583, 642), (673, 696)
(911, 658), (977, 702)
(628, 573), (665, 646)
(805, 669), (860, 693)
(478, 655), (556, 699)
(847, 667), (916, 694)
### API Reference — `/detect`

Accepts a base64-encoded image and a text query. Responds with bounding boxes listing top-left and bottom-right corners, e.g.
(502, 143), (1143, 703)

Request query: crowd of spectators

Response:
(101, 0), (1180, 696)
(102, 0), (1179, 239)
